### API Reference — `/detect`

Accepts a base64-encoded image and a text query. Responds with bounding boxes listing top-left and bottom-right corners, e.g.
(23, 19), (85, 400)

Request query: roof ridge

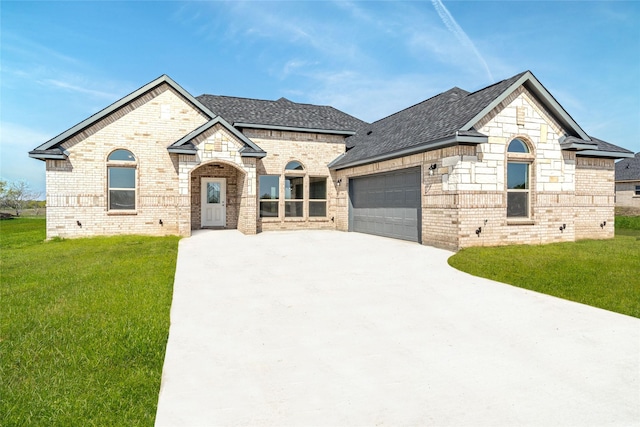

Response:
(464, 70), (529, 97)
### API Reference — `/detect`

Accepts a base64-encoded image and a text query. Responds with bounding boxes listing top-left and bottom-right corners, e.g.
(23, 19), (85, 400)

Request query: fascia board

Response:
(34, 75), (215, 152)
(460, 71), (590, 141)
(168, 116), (267, 157)
(577, 150), (635, 159)
(460, 73), (531, 134)
(330, 134), (486, 170)
(560, 142), (597, 151)
(234, 122), (356, 136)
(28, 152), (67, 160)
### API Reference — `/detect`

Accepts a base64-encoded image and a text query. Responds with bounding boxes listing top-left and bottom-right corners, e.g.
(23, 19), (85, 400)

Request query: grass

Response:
(449, 217), (640, 318)
(0, 218), (180, 426)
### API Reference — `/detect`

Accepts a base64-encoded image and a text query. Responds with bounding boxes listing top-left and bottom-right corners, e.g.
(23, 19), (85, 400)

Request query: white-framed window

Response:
(107, 149), (136, 210)
(506, 138), (533, 218)
(635, 185), (640, 196)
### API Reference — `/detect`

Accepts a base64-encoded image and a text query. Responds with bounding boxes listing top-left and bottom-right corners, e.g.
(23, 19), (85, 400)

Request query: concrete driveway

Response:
(155, 230), (639, 426)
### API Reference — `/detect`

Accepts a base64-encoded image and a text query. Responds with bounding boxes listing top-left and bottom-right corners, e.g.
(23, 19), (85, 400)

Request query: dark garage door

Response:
(349, 168), (421, 242)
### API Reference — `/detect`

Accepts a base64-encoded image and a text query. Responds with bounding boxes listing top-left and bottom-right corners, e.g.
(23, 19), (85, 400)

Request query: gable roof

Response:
(330, 71), (632, 170)
(29, 75), (215, 160)
(616, 152), (640, 181)
(196, 95), (366, 135)
(167, 115), (266, 157)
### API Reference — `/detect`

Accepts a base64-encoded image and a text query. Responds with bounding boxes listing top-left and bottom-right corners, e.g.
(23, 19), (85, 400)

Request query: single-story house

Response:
(615, 152), (640, 212)
(30, 70), (633, 250)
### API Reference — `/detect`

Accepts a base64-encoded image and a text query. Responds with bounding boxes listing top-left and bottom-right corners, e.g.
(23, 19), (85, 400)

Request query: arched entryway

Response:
(190, 161), (247, 230)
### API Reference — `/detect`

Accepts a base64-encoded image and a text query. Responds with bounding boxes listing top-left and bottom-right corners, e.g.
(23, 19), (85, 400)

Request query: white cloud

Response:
(42, 78), (120, 100)
(430, 0), (494, 82)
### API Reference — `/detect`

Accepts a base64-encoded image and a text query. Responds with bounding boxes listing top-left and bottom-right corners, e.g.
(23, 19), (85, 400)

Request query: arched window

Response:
(506, 139), (533, 218)
(284, 161), (305, 217)
(107, 149), (136, 210)
(258, 160), (328, 219)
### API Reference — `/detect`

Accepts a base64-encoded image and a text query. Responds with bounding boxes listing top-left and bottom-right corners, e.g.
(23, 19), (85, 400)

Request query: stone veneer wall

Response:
(336, 86), (617, 250)
(45, 84), (208, 239)
(246, 129), (346, 232)
(178, 124), (258, 235)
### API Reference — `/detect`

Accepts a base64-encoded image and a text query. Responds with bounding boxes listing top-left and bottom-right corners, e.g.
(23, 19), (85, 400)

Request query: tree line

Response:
(0, 180), (43, 217)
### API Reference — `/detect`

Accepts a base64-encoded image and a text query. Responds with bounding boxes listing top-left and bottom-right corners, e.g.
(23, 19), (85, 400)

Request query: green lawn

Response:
(449, 217), (640, 318)
(0, 218), (180, 426)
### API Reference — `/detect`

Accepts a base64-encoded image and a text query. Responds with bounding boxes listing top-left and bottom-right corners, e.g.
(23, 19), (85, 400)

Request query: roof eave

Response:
(576, 150), (634, 159)
(169, 116), (266, 156)
(329, 134), (487, 170)
(234, 122), (356, 136)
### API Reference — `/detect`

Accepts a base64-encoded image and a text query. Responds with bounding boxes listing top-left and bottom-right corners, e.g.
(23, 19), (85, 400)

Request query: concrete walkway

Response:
(155, 230), (639, 426)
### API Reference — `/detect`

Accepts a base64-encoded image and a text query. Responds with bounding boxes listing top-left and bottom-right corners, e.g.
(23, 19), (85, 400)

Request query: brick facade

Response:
(39, 77), (621, 250)
(335, 87), (616, 250)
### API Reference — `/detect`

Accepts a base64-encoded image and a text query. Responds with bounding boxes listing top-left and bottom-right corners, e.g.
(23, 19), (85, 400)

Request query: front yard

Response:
(0, 218), (179, 426)
(2, 216), (638, 425)
(449, 216), (640, 318)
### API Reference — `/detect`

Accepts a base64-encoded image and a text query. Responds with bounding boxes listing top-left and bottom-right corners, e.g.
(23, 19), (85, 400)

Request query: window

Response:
(635, 185), (640, 196)
(259, 175), (279, 217)
(309, 177), (327, 217)
(107, 149), (136, 210)
(506, 139), (532, 218)
(285, 176), (304, 217)
(259, 160), (330, 220)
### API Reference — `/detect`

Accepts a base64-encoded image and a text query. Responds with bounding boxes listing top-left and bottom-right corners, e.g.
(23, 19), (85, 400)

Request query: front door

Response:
(201, 178), (226, 227)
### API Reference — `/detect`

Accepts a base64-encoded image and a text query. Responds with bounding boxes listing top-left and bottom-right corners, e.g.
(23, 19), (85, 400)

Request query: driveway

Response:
(155, 230), (639, 426)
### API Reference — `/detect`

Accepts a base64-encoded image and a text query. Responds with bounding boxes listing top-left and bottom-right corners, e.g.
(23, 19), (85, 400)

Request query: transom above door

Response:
(201, 177), (226, 227)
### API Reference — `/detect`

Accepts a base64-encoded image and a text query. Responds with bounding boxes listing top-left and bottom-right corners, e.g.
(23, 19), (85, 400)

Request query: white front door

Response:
(201, 178), (226, 227)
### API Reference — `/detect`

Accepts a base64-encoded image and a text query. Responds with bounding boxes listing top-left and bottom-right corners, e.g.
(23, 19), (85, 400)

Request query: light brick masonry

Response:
(41, 80), (618, 250)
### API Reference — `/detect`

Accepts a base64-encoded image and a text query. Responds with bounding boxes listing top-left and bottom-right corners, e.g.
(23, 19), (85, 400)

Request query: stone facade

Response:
(37, 75), (623, 249)
(334, 87), (616, 250)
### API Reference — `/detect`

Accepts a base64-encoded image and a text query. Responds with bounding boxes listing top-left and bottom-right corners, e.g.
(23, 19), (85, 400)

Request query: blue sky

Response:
(2, 0), (639, 195)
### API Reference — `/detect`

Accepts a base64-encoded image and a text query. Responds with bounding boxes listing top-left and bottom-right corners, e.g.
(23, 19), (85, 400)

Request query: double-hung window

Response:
(259, 175), (280, 217)
(107, 149), (136, 210)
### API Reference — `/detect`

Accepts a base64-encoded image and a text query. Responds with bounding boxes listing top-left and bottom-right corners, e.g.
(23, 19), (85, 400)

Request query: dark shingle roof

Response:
(332, 72), (528, 168)
(616, 152), (640, 181)
(196, 95), (366, 133)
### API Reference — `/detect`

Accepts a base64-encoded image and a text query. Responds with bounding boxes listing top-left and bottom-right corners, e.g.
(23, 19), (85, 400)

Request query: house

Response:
(615, 152), (640, 213)
(29, 71), (633, 250)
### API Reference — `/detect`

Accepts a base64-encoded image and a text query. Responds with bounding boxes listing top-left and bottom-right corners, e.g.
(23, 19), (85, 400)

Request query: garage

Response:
(348, 167), (421, 242)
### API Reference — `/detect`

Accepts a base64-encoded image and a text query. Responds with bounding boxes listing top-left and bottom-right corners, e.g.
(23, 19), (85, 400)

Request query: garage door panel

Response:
(349, 168), (421, 242)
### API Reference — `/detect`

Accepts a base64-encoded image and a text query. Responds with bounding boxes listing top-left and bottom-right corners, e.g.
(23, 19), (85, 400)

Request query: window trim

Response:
(258, 160), (330, 221)
(309, 176), (328, 218)
(107, 149), (137, 212)
(506, 138), (534, 221)
(259, 175), (280, 218)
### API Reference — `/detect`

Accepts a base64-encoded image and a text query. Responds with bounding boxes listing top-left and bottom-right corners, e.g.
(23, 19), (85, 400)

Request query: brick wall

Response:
(247, 129), (346, 232)
(334, 87), (616, 250)
(45, 84), (207, 239)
